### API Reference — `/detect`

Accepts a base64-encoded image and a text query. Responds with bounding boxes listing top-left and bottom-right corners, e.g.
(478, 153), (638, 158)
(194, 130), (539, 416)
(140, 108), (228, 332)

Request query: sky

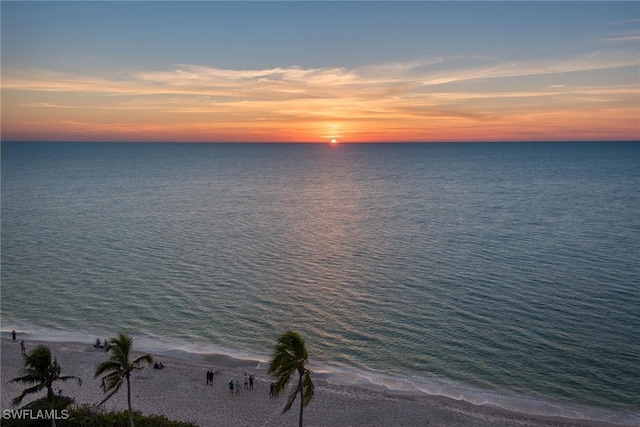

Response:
(1, 1), (639, 143)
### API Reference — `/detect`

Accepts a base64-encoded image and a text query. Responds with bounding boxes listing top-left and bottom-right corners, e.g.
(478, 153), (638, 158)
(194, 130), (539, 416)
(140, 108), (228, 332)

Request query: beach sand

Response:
(0, 338), (632, 427)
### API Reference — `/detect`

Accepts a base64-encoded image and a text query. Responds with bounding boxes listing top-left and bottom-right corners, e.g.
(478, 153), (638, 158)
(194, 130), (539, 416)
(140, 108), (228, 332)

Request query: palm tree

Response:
(10, 344), (82, 427)
(94, 334), (153, 427)
(267, 331), (315, 427)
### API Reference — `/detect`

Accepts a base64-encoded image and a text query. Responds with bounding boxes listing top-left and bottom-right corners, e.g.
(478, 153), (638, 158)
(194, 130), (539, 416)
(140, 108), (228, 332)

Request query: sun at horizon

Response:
(330, 139), (338, 144)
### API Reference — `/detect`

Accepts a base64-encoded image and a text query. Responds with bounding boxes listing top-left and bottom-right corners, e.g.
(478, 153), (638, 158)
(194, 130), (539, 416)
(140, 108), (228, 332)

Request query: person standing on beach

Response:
(235, 380), (241, 395)
(244, 373), (248, 390)
(206, 370), (211, 385)
(229, 380), (234, 394)
(12, 330), (16, 341)
(269, 382), (275, 397)
(249, 374), (254, 391)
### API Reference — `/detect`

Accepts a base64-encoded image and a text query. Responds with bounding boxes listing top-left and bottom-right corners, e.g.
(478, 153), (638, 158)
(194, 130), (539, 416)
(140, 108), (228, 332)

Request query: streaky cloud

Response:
(3, 50), (637, 99)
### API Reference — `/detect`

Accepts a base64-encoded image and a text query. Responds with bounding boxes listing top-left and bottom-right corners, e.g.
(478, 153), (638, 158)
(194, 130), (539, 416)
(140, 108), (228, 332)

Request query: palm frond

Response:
(12, 384), (46, 405)
(282, 384), (300, 413)
(48, 359), (62, 378)
(131, 354), (153, 368)
(302, 370), (315, 407)
(272, 374), (291, 398)
(58, 375), (82, 387)
(95, 360), (124, 377)
(101, 371), (125, 392)
(103, 334), (133, 365)
(9, 374), (43, 385)
(22, 346), (53, 370)
(98, 382), (123, 406)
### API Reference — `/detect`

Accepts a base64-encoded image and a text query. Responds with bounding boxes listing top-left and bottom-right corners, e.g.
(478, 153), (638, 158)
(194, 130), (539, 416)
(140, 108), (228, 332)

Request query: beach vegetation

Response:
(1, 402), (197, 427)
(64, 405), (199, 427)
(267, 331), (315, 427)
(1, 396), (74, 427)
(94, 334), (153, 427)
(9, 345), (82, 427)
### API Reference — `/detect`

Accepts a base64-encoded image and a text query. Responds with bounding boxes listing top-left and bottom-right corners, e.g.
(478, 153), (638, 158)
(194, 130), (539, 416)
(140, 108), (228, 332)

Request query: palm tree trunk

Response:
(47, 386), (56, 427)
(127, 375), (134, 427)
(298, 371), (304, 427)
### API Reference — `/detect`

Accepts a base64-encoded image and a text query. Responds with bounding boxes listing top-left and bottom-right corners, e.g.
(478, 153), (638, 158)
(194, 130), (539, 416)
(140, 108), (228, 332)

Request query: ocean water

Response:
(1, 141), (639, 424)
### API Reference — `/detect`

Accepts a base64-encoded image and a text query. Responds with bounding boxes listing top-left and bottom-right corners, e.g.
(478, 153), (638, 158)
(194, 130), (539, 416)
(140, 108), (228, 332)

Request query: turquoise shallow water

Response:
(2, 141), (639, 423)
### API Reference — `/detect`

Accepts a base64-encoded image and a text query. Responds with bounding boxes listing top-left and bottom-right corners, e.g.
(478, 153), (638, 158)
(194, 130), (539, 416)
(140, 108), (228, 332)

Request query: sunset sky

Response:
(1, 1), (639, 143)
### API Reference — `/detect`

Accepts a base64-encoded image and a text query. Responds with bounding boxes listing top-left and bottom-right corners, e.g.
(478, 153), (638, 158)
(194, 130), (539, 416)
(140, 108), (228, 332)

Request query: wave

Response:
(309, 366), (640, 425)
(3, 322), (638, 425)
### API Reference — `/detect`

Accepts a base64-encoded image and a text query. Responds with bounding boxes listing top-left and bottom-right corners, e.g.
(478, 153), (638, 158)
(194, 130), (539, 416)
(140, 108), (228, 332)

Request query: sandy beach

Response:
(1, 338), (633, 427)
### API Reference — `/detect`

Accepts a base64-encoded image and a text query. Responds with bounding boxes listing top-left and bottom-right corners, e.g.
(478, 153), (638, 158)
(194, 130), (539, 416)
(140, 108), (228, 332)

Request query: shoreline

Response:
(1, 337), (635, 427)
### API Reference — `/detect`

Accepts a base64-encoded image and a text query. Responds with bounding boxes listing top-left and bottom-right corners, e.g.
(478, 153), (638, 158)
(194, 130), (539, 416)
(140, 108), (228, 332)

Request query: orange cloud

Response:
(2, 52), (639, 142)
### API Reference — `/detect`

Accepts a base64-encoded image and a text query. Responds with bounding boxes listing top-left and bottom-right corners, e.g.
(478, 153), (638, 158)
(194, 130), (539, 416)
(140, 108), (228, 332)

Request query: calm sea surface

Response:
(2, 142), (639, 423)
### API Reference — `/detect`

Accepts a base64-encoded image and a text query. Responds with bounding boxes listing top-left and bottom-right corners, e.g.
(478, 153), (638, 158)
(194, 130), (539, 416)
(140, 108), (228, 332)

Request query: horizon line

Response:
(3, 139), (639, 145)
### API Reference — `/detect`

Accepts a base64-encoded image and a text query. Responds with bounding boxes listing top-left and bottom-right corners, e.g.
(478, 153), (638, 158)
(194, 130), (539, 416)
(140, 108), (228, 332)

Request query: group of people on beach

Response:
(224, 373), (255, 395)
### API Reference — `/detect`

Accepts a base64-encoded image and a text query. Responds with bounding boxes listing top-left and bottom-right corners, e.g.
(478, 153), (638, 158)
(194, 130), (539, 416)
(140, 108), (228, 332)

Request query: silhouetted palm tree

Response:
(10, 344), (82, 427)
(267, 331), (315, 427)
(95, 334), (153, 427)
